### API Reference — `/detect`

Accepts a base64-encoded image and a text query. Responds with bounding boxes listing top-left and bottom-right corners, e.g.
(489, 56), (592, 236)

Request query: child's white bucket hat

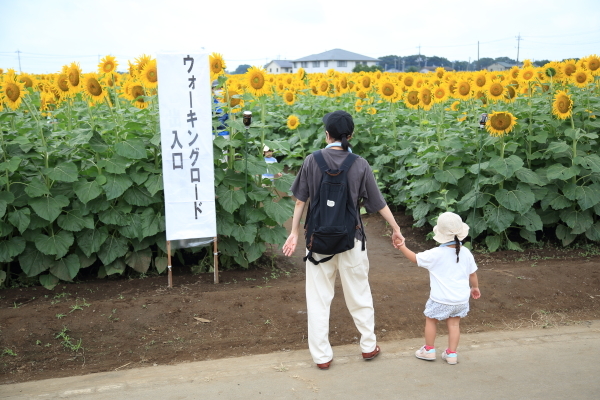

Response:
(432, 212), (470, 243)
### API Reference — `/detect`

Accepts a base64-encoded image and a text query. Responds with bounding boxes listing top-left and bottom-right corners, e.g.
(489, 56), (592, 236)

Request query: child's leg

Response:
(446, 317), (461, 352)
(424, 317), (438, 347)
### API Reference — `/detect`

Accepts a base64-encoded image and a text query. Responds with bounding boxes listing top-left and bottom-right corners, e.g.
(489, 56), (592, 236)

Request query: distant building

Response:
(292, 49), (380, 73)
(265, 60), (294, 74)
(487, 62), (516, 72)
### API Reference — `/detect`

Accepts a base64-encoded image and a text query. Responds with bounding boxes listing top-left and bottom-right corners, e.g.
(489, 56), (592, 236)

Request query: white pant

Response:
(305, 240), (377, 364)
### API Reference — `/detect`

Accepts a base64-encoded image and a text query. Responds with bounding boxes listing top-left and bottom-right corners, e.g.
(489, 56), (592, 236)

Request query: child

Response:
(397, 212), (481, 365)
(262, 146), (282, 181)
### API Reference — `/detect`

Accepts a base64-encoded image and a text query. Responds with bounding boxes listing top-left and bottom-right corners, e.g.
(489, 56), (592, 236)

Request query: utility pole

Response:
(16, 50), (22, 73)
(477, 41), (480, 71)
(516, 33), (522, 64)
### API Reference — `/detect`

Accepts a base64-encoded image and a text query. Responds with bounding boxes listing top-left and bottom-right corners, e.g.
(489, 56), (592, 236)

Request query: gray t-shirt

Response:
(290, 148), (387, 240)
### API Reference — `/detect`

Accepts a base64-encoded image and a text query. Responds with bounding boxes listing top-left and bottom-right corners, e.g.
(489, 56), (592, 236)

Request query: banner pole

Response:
(213, 236), (219, 284)
(167, 240), (173, 288)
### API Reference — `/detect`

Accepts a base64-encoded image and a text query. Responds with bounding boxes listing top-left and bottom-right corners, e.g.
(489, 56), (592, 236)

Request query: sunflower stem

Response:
(22, 97), (49, 171)
(0, 117), (9, 191)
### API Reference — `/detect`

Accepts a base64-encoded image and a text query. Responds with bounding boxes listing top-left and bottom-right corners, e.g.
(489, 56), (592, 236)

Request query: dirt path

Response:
(1, 212), (599, 384)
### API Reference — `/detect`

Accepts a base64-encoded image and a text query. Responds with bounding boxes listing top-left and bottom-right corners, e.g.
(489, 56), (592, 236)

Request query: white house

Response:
(292, 49), (380, 74)
(487, 62), (516, 72)
(264, 60), (294, 74)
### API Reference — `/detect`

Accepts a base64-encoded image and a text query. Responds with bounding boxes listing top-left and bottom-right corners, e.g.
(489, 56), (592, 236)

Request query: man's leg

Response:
(337, 240), (377, 354)
(306, 253), (338, 364)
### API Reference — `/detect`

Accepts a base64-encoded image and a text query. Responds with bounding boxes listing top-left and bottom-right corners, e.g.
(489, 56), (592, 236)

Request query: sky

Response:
(1, 0), (599, 74)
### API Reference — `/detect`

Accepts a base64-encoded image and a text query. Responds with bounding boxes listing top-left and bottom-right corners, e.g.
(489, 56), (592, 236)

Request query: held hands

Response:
(392, 229), (405, 249)
(471, 287), (481, 299)
(282, 232), (298, 257)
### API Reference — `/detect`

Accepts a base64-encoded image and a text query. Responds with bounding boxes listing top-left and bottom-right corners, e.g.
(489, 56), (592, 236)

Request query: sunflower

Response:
(316, 79), (329, 95)
(509, 66), (520, 80)
(583, 54), (600, 76)
(473, 72), (487, 89)
(519, 66), (536, 83)
(485, 78), (506, 101)
(378, 80), (397, 102)
(66, 62), (82, 92)
(209, 53), (226, 80)
(140, 59), (158, 89)
(360, 74), (371, 90)
(504, 82), (518, 102)
(402, 74), (414, 88)
(446, 78), (457, 94)
(435, 67), (445, 79)
(287, 115), (299, 130)
(455, 79), (472, 100)
(486, 111), (517, 137)
(1, 70), (26, 110)
(294, 67), (305, 81)
(245, 67), (271, 97)
(339, 76), (349, 91)
(404, 90), (420, 110)
(98, 55), (118, 75)
(101, 72), (120, 88)
(82, 73), (108, 105)
(562, 60), (577, 78)
(223, 88), (243, 110)
(457, 112), (467, 122)
(355, 99), (364, 112)
(283, 90), (295, 105)
(418, 87), (433, 110)
(552, 90), (573, 120)
(572, 70), (593, 88)
(448, 100), (460, 111)
(356, 90), (367, 99)
(432, 84), (450, 103)
(121, 80), (149, 109)
(53, 72), (72, 98)
(134, 54), (152, 75)
(18, 72), (36, 89)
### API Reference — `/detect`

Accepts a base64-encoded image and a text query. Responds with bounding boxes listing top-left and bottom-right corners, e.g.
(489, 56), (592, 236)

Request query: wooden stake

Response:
(167, 240), (172, 288)
(213, 236), (219, 284)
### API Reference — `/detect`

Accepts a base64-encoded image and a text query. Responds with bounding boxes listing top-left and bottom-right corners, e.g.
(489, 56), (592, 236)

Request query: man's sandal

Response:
(362, 345), (381, 360)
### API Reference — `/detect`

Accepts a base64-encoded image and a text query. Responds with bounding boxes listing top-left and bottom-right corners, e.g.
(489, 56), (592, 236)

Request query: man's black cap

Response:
(323, 110), (354, 138)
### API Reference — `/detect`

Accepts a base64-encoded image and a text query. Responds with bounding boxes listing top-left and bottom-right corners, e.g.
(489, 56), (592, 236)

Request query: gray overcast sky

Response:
(1, 0), (599, 74)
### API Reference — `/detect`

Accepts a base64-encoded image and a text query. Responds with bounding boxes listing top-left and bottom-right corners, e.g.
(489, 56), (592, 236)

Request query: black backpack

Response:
(303, 150), (366, 265)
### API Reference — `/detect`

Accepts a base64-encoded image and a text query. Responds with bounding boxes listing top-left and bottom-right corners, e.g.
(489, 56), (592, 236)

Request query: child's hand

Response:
(471, 287), (481, 299)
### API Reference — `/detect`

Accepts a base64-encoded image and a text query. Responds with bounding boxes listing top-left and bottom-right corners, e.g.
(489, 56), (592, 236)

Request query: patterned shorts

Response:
(423, 298), (469, 320)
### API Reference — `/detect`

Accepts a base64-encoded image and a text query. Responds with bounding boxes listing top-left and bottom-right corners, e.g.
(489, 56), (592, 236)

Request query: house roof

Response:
(295, 49), (379, 62)
(268, 60), (294, 68)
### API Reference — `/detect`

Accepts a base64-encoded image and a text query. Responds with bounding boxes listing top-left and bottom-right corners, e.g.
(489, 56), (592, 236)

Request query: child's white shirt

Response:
(416, 246), (478, 305)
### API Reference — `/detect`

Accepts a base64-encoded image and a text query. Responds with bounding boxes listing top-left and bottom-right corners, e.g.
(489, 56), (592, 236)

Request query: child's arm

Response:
(397, 244), (417, 264)
(469, 272), (481, 299)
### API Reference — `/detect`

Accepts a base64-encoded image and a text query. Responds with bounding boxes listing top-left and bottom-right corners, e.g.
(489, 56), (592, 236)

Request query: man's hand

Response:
(282, 233), (298, 257)
(392, 229), (405, 249)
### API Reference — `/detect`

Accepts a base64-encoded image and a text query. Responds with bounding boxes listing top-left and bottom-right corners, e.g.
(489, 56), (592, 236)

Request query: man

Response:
(282, 110), (404, 370)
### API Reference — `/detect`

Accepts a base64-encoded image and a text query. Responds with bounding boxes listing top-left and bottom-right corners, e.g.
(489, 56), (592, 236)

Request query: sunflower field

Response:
(1, 53), (599, 288)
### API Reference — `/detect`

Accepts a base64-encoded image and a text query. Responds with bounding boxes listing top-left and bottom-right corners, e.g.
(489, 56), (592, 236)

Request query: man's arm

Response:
(282, 199), (306, 256)
(377, 205), (405, 249)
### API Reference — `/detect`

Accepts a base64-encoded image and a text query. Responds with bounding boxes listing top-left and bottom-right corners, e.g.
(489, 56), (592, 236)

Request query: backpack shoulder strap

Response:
(340, 153), (359, 172)
(311, 150), (329, 174)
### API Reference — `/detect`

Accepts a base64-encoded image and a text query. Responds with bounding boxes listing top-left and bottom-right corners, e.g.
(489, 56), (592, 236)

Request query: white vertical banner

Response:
(157, 52), (216, 240)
